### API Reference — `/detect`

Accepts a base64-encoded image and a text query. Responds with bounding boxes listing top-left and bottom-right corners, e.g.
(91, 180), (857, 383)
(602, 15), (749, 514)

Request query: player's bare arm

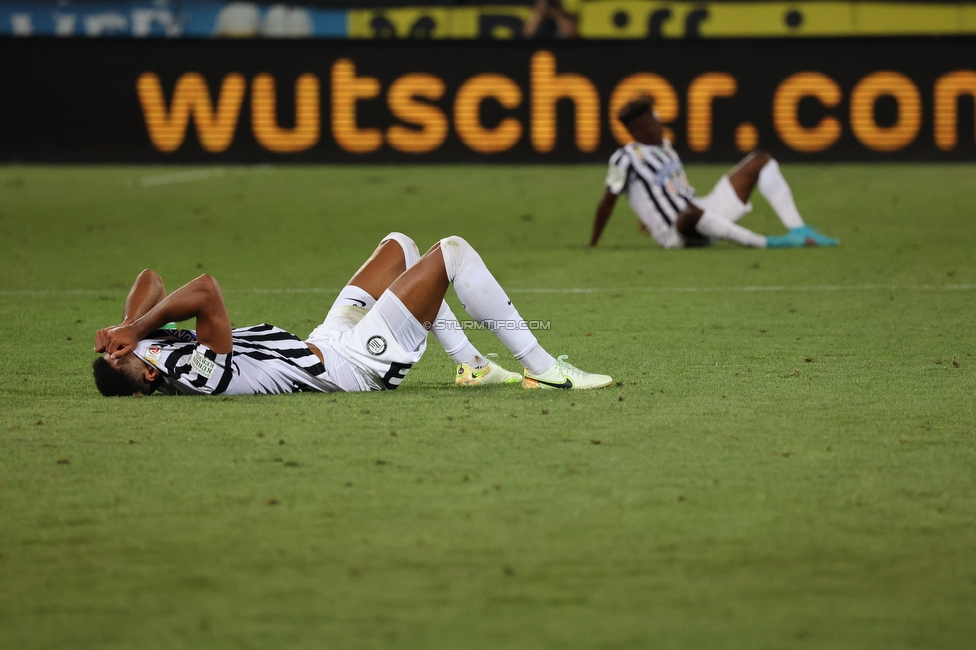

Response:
(95, 273), (232, 359)
(121, 269), (167, 325)
(589, 187), (619, 247)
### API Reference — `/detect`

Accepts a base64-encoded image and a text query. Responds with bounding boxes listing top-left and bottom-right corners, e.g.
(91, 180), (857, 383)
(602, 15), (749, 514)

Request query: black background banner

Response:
(1, 37), (974, 163)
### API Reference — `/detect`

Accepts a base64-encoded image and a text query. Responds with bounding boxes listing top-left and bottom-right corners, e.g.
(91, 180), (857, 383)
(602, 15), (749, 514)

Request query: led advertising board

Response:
(1, 38), (973, 162)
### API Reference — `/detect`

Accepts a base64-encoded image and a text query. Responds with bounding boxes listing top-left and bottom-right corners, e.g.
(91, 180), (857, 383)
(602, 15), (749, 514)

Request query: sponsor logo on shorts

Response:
(366, 336), (387, 356)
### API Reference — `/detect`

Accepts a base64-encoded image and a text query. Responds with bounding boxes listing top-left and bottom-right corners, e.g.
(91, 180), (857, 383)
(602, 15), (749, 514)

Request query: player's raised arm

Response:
(95, 274), (232, 359)
(121, 269), (167, 325)
(94, 269), (166, 354)
(589, 187), (619, 247)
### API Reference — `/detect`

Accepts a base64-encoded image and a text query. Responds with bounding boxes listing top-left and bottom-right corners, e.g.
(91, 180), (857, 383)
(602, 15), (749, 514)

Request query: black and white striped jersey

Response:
(132, 324), (341, 396)
(605, 139), (701, 245)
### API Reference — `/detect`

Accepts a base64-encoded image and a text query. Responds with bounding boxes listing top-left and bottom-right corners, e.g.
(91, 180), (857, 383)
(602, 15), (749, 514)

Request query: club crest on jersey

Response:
(145, 345), (162, 366)
(366, 336), (387, 356)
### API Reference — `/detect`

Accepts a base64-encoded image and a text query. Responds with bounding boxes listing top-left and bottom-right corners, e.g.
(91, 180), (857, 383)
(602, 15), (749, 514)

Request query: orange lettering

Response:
(454, 74), (523, 154)
(530, 51), (599, 153)
(251, 73), (320, 153)
(934, 70), (976, 151)
(331, 59), (382, 154)
(687, 73), (736, 152)
(850, 72), (921, 152)
(137, 72), (245, 153)
(773, 72), (842, 153)
(386, 74), (448, 154)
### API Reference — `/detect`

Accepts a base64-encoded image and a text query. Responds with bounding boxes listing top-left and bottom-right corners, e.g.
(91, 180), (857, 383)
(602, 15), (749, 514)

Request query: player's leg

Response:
(738, 152), (838, 245)
(315, 232), (518, 385)
(380, 234), (520, 385)
(695, 152), (767, 246)
(310, 234), (409, 339)
(390, 237), (611, 390)
(677, 204), (768, 248)
(679, 151), (828, 248)
(725, 151), (770, 209)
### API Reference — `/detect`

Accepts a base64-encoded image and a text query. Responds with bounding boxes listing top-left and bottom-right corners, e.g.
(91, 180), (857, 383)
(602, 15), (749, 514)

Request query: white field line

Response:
(136, 166), (274, 188)
(138, 168), (227, 187)
(2, 284), (975, 297)
(509, 284), (976, 294)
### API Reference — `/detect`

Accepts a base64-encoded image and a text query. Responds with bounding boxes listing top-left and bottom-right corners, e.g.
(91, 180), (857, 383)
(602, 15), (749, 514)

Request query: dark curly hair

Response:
(92, 357), (156, 397)
(617, 96), (654, 127)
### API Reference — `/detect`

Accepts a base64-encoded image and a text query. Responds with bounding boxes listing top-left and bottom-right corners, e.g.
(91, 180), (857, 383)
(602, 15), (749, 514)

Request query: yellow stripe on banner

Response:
(701, 3), (855, 37)
(578, 1), (976, 38)
(578, 1), (704, 38)
(966, 6), (976, 31)
(854, 3), (962, 35)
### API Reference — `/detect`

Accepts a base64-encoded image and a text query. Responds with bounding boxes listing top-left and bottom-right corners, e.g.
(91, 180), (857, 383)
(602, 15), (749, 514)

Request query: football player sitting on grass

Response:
(589, 95), (839, 250)
(92, 233), (612, 397)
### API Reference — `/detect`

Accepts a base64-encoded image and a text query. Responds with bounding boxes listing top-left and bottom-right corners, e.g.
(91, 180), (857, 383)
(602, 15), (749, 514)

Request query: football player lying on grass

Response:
(589, 95), (839, 250)
(92, 233), (612, 397)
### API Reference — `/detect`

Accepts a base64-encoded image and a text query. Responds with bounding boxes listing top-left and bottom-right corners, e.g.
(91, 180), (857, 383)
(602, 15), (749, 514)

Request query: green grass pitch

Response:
(1, 163), (974, 649)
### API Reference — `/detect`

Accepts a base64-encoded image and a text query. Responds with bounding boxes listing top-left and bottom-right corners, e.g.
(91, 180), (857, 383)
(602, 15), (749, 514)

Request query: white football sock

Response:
(433, 301), (484, 367)
(335, 284), (376, 310)
(318, 284), (377, 333)
(757, 160), (804, 230)
(439, 236), (556, 375)
(696, 211), (767, 248)
(384, 232), (486, 366)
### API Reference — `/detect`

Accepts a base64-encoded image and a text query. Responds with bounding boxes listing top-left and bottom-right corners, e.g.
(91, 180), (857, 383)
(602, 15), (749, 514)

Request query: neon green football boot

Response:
(522, 355), (613, 390)
(456, 355), (522, 386)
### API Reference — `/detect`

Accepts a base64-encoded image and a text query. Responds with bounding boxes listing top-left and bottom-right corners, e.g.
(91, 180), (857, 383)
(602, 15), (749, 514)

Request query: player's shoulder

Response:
(609, 143), (634, 165)
(135, 335), (187, 370)
(627, 140), (669, 159)
(660, 138), (681, 157)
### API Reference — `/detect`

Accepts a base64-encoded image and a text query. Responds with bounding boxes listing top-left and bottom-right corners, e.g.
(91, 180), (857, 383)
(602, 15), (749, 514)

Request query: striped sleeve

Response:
(605, 148), (631, 195)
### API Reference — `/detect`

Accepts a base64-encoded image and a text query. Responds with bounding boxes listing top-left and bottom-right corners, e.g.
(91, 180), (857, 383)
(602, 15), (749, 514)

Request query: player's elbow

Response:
(138, 268), (163, 285)
(193, 273), (223, 298)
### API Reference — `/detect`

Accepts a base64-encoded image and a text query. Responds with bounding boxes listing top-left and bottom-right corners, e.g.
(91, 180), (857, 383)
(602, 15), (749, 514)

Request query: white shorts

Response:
(658, 176), (753, 249)
(306, 291), (428, 392)
(698, 175), (753, 223)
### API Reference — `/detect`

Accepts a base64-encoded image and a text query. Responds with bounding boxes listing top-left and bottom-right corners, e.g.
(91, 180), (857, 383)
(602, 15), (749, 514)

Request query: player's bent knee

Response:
(382, 231), (418, 253)
(382, 232), (421, 267)
(751, 150), (773, 166)
(438, 236), (476, 278)
(439, 235), (472, 253)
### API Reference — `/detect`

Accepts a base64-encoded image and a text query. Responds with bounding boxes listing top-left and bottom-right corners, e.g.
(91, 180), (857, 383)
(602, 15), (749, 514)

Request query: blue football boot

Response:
(765, 232), (805, 248)
(789, 225), (839, 246)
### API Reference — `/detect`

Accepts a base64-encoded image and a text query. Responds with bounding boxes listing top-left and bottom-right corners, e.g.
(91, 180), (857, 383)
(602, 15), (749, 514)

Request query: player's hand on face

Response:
(94, 325), (139, 359)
